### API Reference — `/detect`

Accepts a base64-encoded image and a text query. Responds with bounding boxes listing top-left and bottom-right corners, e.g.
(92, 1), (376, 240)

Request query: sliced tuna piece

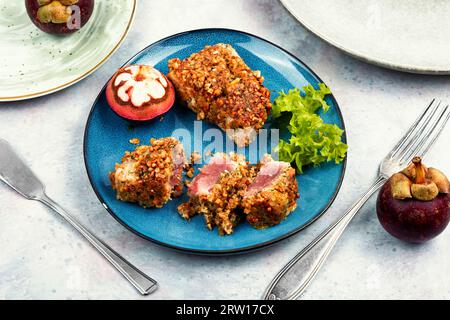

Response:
(187, 153), (237, 196)
(168, 43), (272, 147)
(242, 155), (299, 228)
(178, 153), (249, 235)
(110, 137), (186, 208)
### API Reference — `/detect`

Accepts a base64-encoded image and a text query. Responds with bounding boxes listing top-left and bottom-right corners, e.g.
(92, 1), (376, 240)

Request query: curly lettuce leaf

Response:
(272, 84), (347, 174)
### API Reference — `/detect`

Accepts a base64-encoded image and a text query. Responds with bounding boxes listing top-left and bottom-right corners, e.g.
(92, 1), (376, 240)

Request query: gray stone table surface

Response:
(1, 0), (449, 300)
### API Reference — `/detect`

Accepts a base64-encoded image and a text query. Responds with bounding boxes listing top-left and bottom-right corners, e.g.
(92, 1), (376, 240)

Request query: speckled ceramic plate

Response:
(83, 29), (347, 255)
(281, 0), (450, 74)
(0, 0), (136, 101)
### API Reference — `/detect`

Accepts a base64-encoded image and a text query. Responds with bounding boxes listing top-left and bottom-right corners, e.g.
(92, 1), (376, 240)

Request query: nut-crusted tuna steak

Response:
(168, 44), (272, 147)
(242, 155), (299, 228)
(110, 137), (185, 208)
(178, 153), (249, 235)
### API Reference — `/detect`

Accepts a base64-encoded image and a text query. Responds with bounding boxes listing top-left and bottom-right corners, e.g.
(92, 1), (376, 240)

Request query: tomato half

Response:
(106, 65), (175, 121)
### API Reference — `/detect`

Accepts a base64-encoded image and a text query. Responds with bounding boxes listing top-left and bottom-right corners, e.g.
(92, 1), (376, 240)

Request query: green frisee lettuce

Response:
(272, 84), (348, 173)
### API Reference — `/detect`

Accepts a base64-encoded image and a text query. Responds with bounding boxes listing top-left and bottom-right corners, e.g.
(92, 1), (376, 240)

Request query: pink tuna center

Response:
(189, 154), (236, 196)
(245, 161), (289, 197)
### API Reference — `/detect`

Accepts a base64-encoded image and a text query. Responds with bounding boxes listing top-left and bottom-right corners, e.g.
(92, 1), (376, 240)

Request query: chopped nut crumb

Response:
(190, 151), (201, 164)
(186, 167), (195, 178)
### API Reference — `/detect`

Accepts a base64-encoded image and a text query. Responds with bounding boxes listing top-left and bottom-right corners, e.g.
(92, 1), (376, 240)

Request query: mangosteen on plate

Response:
(377, 157), (450, 243)
(25, 0), (95, 35)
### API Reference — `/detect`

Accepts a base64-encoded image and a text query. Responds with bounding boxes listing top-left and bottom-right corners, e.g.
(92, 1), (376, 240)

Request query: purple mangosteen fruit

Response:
(25, 0), (94, 35)
(377, 157), (450, 243)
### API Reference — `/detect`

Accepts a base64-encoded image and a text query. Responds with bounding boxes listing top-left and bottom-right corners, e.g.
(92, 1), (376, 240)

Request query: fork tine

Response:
(399, 102), (447, 163)
(395, 101), (441, 162)
(390, 99), (439, 159)
(411, 104), (449, 158)
(416, 104), (450, 159)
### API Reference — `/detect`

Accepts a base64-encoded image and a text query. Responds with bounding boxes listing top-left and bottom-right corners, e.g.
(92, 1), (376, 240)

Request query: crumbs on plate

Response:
(129, 138), (140, 145)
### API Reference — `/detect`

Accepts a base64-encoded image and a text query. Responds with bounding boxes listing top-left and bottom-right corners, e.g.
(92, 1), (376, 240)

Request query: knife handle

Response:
(264, 177), (386, 300)
(39, 194), (158, 296)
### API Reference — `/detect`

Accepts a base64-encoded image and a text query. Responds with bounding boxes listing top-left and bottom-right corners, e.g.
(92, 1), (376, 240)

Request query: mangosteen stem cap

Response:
(412, 157), (426, 185)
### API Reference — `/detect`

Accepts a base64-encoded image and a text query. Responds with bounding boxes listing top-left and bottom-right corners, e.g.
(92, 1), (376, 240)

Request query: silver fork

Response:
(264, 99), (450, 300)
(0, 139), (158, 295)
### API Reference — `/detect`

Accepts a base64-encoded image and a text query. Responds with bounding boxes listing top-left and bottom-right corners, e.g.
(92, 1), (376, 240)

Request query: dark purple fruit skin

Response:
(377, 180), (450, 244)
(25, 0), (94, 35)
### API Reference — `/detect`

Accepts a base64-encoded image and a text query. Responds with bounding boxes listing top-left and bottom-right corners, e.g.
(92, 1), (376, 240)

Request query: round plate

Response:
(83, 29), (347, 255)
(281, 0), (450, 74)
(0, 0), (136, 101)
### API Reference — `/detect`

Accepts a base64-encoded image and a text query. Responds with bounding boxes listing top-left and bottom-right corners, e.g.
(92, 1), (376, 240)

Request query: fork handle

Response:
(39, 194), (158, 295)
(264, 176), (387, 300)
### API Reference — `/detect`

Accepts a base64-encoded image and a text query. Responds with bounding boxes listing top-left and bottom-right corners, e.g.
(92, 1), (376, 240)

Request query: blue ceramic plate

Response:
(83, 29), (347, 254)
